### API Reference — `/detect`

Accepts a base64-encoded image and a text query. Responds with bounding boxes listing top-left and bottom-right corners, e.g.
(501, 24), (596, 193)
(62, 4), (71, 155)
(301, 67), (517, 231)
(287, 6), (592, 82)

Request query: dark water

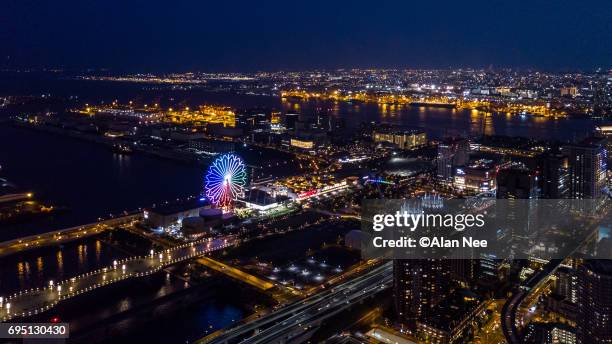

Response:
(281, 98), (598, 141)
(0, 125), (205, 241)
(0, 230), (152, 295)
(53, 269), (249, 344)
(0, 233), (126, 294)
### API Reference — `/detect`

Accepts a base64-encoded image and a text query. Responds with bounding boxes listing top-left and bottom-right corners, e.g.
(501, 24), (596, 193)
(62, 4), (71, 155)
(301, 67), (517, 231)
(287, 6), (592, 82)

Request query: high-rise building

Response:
(595, 125), (612, 163)
(562, 138), (607, 199)
(538, 152), (570, 199)
(496, 168), (538, 199)
(556, 266), (578, 304)
(524, 322), (576, 344)
(576, 260), (612, 343)
(284, 113), (300, 131)
(394, 259), (450, 331)
(547, 266), (579, 323)
(437, 138), (470, 182)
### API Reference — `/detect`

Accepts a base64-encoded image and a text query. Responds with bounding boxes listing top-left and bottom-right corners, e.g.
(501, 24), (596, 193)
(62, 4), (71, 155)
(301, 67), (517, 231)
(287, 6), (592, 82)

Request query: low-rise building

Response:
(144, 200), (208, 229)
(373, 129), (427, 150)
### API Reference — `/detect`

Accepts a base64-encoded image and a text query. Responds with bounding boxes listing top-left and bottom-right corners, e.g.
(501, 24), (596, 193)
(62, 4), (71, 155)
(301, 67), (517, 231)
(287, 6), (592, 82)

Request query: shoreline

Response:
(10, 119), (208, 166)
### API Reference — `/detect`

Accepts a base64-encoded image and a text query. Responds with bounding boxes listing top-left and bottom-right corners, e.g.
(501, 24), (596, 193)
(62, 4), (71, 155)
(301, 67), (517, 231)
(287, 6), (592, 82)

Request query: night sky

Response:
(2, 0), (611, 71)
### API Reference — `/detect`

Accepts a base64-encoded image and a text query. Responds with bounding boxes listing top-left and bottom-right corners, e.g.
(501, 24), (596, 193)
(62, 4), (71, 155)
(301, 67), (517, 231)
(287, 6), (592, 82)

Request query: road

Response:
(196, 257), (275, 291)
(0, 237), (233, 321)
(0, 214), (140, 257)
(501, 259), (562, 344)
(201, 261), (392, 344)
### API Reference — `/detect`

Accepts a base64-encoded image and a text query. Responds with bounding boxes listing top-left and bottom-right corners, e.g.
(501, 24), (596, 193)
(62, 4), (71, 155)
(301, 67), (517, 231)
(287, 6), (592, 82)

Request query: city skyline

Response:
(1, 2), (611, 343)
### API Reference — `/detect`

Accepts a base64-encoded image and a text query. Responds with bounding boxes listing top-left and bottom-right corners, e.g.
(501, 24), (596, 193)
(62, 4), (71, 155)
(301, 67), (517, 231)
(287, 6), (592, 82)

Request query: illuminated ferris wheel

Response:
(204, 153), (247, 208)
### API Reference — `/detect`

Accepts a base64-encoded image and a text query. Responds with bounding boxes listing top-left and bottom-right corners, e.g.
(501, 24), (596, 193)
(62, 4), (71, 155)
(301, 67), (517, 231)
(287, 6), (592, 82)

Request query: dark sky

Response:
(2, 0), (611, 72)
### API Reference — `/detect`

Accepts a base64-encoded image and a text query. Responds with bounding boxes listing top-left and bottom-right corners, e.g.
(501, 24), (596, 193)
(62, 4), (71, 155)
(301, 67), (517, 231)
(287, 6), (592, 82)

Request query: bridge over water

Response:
(0, 237), (232, 321)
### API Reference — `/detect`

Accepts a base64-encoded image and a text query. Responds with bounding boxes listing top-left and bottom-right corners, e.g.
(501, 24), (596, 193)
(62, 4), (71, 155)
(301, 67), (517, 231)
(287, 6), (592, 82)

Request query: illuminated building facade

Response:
(394, 259), (450, 331)
(560, 86), (578, 97)
(373, 130), (427, 150)
(596, 125), (612, 162)
(577, 260), (612, 343)
(562, 137), (607, 199)
(290, 138), (315, 150)
(437, 138), (470, 182)
(453, 162), (498, 193)
(537, 152), (570, 199)
(524, 322), (577, 344)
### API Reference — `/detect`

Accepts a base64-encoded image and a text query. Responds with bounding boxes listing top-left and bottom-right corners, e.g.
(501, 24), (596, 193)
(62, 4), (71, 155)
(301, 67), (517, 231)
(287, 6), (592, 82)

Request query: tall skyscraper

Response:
(595, 125), (612, 164)
(537, 152), (570, 199)
(577, 260), (612, 343)
(437, 138), (470, 182)
(394, 259), (450, 331)
(562, 137), (607, 199)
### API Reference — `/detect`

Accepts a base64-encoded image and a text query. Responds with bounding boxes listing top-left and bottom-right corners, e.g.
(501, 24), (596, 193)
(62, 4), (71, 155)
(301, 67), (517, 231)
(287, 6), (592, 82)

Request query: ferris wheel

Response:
(204, 153), (247, 208)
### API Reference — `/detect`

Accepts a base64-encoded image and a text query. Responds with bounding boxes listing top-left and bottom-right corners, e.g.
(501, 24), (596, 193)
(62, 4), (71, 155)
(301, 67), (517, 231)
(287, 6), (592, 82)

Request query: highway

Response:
(0, 237), (233, 321)
(202, 261), (392, 344)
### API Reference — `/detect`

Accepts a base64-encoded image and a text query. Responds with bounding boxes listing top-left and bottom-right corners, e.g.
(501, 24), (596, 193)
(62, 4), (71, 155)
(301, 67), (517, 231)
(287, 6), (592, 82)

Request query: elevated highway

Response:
(200, 261), (392, 344)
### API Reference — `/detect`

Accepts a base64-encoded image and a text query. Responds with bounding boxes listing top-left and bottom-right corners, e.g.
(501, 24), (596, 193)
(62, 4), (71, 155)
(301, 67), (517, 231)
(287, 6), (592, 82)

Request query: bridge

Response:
(0, 214), (141, 258)
(0, 237), (233, 321)
(196, 257), (274, 291)
(199, 261), (392, 344)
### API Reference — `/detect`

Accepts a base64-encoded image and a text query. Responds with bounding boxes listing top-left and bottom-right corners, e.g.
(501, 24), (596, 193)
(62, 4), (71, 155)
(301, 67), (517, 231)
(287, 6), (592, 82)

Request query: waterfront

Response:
(0, 124), (298, 241)
(0, 227), (264, 343)
(0, 78), (609, 343)
(281, 98), (598, 140)
(0, 124), (205, 241)
(0, 73), (601, 142)
(3, 0), (612, 341)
